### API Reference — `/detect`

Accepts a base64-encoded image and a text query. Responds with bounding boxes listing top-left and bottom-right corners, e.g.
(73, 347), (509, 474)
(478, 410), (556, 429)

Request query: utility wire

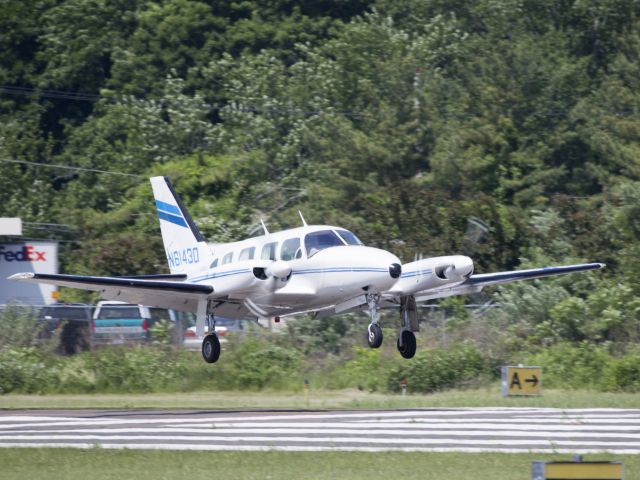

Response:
(0, 84), (372, 119)
(0, 158), (145, 179)
(0, 85), (101, 102)
(1, 84), (636, 119)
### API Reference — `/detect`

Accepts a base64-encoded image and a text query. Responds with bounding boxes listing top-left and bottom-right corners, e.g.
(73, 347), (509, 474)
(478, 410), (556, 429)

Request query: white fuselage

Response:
(185, 225), (402, 318)
(181, 224), (474, 320)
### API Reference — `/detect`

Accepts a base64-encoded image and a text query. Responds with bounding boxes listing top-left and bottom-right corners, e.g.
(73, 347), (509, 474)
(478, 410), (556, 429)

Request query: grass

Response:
(2, 386), (640, 410)
(0, 449), (637, 480)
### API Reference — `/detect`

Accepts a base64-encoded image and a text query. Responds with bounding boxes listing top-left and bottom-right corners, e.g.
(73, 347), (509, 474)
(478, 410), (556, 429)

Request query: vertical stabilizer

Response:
(150, 176), (213, 276)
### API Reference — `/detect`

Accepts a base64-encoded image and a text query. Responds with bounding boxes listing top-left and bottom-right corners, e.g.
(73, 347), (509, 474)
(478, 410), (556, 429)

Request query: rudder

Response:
(150, 176), (213, 276)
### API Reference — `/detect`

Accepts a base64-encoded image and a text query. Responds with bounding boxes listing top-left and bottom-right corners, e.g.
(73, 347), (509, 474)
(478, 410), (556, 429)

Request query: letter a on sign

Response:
(510, 371), (521, 389)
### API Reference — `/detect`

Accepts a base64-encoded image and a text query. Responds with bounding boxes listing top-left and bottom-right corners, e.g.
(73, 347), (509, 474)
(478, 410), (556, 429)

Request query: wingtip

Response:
(8, 272), (35, 281)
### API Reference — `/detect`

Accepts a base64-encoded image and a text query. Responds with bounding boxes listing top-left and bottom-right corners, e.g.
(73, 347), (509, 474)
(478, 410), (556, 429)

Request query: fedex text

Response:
(0, 245), (47, 262)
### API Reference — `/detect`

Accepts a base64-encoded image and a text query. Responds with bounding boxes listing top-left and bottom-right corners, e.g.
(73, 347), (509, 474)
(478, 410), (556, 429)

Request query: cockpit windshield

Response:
(305, 230), (345, 257)
(336, 229), (363, 246)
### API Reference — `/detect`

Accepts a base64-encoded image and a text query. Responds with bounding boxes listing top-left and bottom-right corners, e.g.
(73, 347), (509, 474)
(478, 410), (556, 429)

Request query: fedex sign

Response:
(0, 245), (47, 262)
(0, 242), (58, 305)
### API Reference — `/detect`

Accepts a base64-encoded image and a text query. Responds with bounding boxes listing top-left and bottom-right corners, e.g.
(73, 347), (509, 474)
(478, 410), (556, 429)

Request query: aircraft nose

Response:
(389, 263), (402, 279)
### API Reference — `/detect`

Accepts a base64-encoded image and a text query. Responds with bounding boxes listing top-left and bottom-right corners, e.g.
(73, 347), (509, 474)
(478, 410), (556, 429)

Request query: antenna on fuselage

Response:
(298, 210), (308, 227)
(260, 218), (269, 235)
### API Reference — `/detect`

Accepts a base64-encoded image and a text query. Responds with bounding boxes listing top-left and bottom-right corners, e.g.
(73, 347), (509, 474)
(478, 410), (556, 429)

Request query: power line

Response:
(0, 85), (100, 102)
(0, 84), (372, 119)
(0, 158), (145, 179)
(1, 84), (636, 120)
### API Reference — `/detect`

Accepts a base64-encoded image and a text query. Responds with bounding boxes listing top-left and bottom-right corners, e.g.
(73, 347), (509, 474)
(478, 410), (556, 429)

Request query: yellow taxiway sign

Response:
(501, 365), (542, 396)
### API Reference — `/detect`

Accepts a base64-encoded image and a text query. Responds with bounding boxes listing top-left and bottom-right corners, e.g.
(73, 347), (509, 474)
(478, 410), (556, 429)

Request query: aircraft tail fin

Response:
(150, 176), (213, 276)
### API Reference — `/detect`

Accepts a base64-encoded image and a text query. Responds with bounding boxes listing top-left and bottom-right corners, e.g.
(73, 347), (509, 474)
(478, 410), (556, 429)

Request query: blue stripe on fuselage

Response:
(401, 269), (433, 278)
(188, 267), (392, 283)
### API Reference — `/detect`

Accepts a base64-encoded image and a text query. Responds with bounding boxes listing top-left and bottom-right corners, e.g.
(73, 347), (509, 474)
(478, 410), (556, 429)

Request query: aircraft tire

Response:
(397, 330), (416, 359)
(202, 334), (221, 363)
(367, 323), (383, 348)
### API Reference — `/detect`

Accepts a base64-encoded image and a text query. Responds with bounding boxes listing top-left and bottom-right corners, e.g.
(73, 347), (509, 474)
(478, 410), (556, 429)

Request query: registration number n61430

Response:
(167, 247), (199, 267)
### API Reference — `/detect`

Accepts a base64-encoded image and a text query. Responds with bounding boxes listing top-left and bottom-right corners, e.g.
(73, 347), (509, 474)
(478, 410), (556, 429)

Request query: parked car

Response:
(92, 301), (163, 344)
(38, 303), (93, 354)
(182, 317), (262, 350)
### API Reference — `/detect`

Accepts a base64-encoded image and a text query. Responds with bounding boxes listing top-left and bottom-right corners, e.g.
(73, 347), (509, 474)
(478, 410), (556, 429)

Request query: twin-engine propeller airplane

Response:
(10, 176), (605, 363)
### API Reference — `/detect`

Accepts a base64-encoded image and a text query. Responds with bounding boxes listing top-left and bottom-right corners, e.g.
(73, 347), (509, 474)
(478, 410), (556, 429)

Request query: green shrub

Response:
(0, 348), (55, 394)
(0, 306), (43, 349)
(326, 346), (399, 392)
(52, 354), (97, 393)
(525, 342), (610, 389)
(387, 343), (490, 393)
(600, 354), (640, 392)
(86, 346), (186, 393)
(228, 338), (301, 389)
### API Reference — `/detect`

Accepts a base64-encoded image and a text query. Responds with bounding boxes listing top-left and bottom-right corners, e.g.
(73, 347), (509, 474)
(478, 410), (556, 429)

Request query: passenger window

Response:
(209, 258), (218, 268)
(280, 237), (301, 261)
(304, 230), (344, 257)
(221, 252), (234, 265)
(261, 242), (278, 260)
(239, 247), (255, 261)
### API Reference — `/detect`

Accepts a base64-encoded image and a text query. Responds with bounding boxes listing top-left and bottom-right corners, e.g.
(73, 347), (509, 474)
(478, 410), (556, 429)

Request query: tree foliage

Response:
(1, 0), (639, 353)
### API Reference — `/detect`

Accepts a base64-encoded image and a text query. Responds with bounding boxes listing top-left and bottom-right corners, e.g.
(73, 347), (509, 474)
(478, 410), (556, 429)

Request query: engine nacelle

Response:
(253, 260), (292, 282)
(388, 255), (473, 296)
(266, 260), (292, 280)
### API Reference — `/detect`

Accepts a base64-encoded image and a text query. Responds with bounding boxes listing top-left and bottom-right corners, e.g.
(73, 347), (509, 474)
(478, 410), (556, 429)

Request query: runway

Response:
(2, 408), (640, 453)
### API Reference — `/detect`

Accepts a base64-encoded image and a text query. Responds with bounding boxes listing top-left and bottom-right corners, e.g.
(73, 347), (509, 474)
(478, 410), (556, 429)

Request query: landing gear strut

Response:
(366, 293), (383, 348)
(202, 314), (221, 363)
(397, 296), (418, 359)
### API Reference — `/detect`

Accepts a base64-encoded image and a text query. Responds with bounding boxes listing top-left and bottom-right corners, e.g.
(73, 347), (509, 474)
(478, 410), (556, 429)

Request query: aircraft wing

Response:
(465, 262), (605, 286)
(9, 272), (213, 313)
(413, 262), (605, 302)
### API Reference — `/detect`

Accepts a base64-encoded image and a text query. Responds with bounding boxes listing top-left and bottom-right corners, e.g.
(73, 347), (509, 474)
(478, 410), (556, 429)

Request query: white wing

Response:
(9, 272), (213, 313)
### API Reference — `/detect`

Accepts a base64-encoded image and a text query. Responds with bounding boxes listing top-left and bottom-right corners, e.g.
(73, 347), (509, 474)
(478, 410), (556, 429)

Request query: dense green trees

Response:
(1, 0), (639, 356)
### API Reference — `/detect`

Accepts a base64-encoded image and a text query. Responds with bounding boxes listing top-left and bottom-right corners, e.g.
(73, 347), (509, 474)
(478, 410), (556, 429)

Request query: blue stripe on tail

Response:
(155, 200), (182, 216)
(157, 210), (188, 228)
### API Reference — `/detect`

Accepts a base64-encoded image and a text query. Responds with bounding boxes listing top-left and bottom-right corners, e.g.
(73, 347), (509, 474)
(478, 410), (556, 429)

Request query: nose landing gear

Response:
(366, 293), (383, 348)
(368, 323), (383, 348)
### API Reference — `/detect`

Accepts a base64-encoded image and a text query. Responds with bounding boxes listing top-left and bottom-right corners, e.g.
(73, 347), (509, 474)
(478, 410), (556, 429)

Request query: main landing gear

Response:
(202, 314), (221, 363)
(397, 295), (417, 359)
(397, 330), (416, 359)
(366, 293), (418, 359)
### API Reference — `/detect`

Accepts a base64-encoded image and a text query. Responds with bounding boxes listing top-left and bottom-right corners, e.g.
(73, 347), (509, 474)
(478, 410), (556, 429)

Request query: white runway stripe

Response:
(6, 427), (640, 439)
(3, 434), (640, 448)
(202, 422), (640, 432)
(2, 408), (640, 453)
